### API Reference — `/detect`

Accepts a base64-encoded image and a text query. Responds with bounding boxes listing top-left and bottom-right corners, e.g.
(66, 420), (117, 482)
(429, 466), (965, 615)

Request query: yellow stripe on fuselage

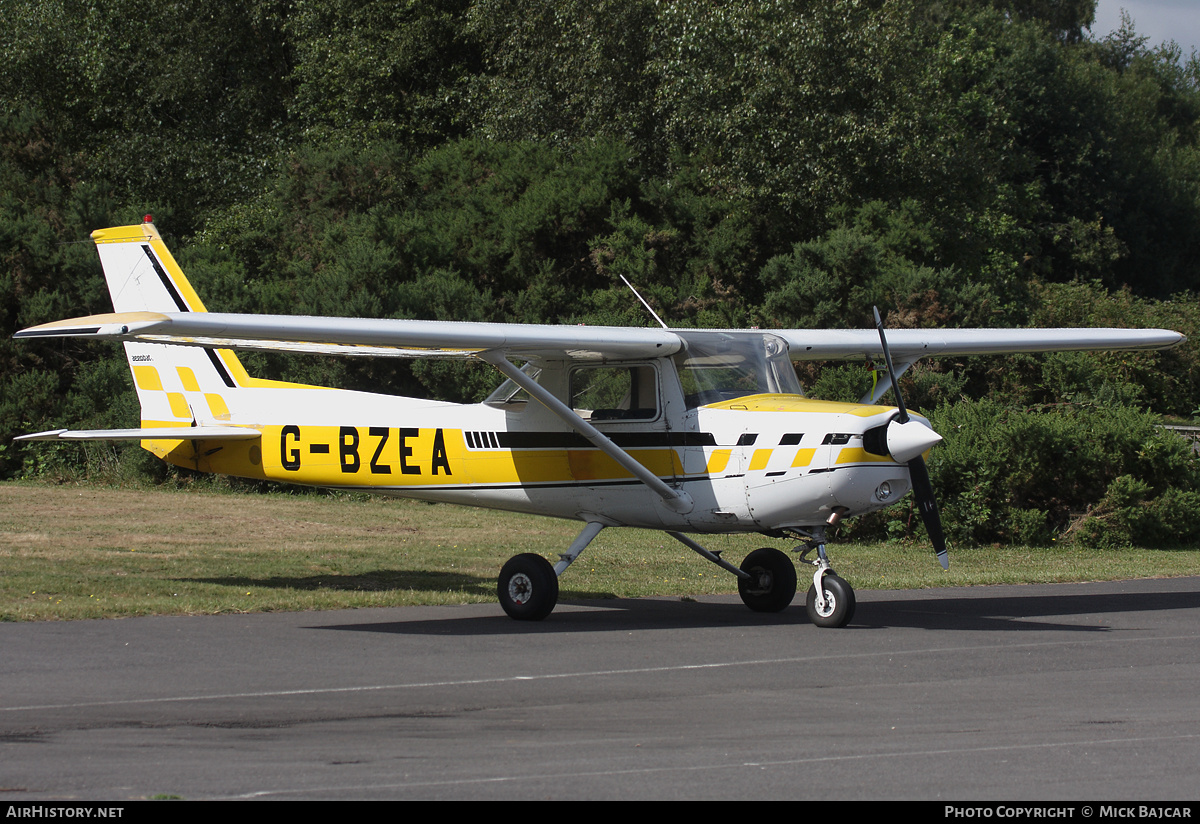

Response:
(706, 449), (732, 474)
(835, 446), (892, 464)
(214, 348), (327, 390)
(182, 425), (684, 489)
(791, 448), (817, 467)
(701, 394), (894, 417)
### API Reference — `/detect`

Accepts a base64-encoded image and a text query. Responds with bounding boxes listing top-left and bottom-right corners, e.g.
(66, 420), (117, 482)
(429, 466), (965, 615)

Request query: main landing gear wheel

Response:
(737, 548), (798, 613)
(498, 553), (559, 621)
(805, 573), (855, 628)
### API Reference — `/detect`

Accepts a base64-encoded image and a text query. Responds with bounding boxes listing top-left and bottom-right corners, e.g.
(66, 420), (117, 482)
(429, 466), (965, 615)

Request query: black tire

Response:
(805, 573), (856, 628)
(497, 553), (559, 621)
(737, 548), (798, 613)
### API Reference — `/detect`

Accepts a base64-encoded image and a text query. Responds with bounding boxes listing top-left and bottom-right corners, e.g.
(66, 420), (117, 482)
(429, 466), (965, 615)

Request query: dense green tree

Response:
(757, 200), (1025, 331)
(0, 0), (295, 233)
(467, 0), (657, 151)
(651, 1), (937, 228)
(287, 0), (478, 147)
(942, 0), (1096, 42)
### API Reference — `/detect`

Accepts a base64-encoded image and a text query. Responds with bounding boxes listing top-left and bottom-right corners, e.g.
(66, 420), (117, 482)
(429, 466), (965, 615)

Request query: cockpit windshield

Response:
(674, 331), (802, 408)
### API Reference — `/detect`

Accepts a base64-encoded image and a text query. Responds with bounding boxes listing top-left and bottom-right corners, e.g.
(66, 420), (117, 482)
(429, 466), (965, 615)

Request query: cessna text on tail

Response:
(14, 220), (1185, 626)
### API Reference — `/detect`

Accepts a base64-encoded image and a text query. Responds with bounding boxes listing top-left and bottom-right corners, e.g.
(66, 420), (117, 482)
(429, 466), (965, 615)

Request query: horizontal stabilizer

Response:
(16, 426), (261, 442)
(13, 311), (171, 339)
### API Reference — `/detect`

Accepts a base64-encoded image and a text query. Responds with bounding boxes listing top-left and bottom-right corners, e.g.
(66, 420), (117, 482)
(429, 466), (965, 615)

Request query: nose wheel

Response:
(796, 528), (856, 628)
(805, 571), (855, 628)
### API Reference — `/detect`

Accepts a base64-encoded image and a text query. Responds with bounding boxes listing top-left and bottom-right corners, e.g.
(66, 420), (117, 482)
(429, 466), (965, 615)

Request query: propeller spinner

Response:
(873, 307), (949, 570)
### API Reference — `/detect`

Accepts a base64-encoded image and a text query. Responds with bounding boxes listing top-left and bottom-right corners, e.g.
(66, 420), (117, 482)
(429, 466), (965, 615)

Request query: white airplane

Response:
(14, 219), (1185, 626)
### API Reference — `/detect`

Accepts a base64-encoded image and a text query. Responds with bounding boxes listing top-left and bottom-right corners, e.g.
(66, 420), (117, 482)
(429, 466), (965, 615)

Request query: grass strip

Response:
(3, 481), (1199, 621)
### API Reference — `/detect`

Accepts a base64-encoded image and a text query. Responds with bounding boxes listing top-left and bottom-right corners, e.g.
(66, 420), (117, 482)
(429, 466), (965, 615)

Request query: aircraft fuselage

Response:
(139, 360), (914, 534)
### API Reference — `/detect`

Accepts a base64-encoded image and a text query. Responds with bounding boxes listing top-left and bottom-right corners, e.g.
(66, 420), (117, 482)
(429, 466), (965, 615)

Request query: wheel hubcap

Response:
(749, 568), (772, 595)
(816, 590), (835, 617)
(508, 572), (533, 605)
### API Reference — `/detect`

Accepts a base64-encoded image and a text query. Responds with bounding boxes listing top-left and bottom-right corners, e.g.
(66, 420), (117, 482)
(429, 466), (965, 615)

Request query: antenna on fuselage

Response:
(619, 275), (670, 330)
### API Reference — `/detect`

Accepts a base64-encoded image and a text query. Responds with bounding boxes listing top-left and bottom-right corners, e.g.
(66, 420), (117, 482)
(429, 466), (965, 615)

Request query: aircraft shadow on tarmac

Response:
(181, 568), (496, 595)
(311, 585), (1200, 637)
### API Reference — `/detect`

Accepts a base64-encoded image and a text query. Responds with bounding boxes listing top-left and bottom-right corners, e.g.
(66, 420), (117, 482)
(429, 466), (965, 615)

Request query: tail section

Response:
(93, 220), (247, 441)
(15, 220), (268, 471)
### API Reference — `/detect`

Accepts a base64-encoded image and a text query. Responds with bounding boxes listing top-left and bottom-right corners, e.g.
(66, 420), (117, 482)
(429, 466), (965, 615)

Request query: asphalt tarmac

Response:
(3, 577), (1199, 800)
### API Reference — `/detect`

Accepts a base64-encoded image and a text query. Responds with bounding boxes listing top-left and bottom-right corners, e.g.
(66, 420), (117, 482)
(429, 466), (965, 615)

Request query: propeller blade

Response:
(873, 306), (948, 570)
(872, 306), (908, 423)
(908, 455), (949, 570)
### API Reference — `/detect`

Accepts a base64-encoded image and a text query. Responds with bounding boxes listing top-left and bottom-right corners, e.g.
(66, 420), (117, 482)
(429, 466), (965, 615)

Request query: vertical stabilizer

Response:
(92, 220), (209, 314)
(92, 220), (245, 441)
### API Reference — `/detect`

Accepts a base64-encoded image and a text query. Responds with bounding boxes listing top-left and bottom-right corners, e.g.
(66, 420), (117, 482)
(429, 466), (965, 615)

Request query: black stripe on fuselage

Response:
(328, 463), (859, 496)
(497, 431), (718, 449)
(337, 478), (657, 494)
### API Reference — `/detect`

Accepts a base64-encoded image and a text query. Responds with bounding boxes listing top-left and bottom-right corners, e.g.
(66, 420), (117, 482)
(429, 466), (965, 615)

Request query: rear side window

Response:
(570, 365), (658, 421)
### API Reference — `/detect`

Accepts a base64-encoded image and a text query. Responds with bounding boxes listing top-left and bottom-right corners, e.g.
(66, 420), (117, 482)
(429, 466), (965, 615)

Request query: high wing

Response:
(13, 310), (1185, 361)
(774, 327), (1186, 361)
(14, 311), (683, 361)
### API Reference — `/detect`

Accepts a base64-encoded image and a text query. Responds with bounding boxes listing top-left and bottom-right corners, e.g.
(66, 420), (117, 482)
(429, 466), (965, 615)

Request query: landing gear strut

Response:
(496, 522), (856, 627)
(671, 528), (855, 626)
(497, 522), (605, 621)
(797, 526), (856, 628)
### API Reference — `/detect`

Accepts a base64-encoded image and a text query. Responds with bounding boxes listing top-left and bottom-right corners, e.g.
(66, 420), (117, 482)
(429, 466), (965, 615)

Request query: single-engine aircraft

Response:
(14, 220), (1186, 626)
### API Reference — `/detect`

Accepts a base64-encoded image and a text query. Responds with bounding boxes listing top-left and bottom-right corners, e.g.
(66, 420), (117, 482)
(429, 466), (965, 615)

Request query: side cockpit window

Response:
(483, 364), (541, 411)
(569, 364), (659, 422)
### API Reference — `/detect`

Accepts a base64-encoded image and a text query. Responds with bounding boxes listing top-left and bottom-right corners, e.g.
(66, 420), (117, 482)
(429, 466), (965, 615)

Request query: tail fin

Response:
(93, 219), (209, 314)
(93, 220), (247, 435)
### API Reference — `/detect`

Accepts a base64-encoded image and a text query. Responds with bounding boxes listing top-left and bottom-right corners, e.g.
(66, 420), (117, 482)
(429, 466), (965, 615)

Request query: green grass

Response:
(3, 480), (1200, 621)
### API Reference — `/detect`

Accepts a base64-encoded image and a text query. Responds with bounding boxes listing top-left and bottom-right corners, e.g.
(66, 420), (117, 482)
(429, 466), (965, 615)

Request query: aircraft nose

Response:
(886, 419), (943, 463)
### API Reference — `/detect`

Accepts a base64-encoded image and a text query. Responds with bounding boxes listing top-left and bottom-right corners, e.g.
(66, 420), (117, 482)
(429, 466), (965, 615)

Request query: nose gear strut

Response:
(792, 513), (856, 628)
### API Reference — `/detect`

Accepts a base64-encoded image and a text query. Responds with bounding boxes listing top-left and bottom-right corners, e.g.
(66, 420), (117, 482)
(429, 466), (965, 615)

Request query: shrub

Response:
(844, 398), (1200, 547)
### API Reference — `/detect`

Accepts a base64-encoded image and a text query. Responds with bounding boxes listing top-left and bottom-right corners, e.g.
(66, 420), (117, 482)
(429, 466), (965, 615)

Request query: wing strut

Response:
(481, 353), (694, 514)
(860, 358), (916, 405)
